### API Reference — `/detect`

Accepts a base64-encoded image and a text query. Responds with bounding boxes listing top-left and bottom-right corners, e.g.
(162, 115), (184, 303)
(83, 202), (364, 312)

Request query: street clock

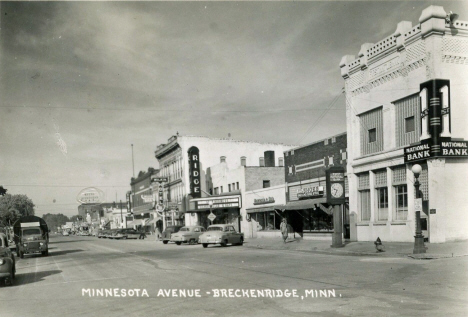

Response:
(326, 166), (346, 205)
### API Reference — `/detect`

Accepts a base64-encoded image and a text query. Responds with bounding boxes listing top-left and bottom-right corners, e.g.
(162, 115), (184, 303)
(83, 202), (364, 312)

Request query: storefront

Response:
(187, 194), (242, 232)
(244, 184), (286, 238)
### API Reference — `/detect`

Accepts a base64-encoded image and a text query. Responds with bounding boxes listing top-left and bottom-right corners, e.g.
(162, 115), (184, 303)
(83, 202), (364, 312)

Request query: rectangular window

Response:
(359, 190), (371, 221)
(236, 182), (239, 190)
(214, 187), (219, 195)
(395, 93), (420, 147)
(328, 156), (334, 166)
(395, 185), (408, 220)
(405, 116), (415, 133)
(332, 137), (336, 143)
(359, 107), (383, 155)
(263, 180), (270, 188)
(259, 157), (265, 167)
(288, 166), (293, 175)
(241, 157), (246, 166)
(228, 184), (231, 192)
(220, 156), (226, 163)
(324, 139), (329, 145)
(376, 187), (388, 221)
(220, 186), (223, 193)
(368, 128), (377, 143)
(278, 157), (284, 167)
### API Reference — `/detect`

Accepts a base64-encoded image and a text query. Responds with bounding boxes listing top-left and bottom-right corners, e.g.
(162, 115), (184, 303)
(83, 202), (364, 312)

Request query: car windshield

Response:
(207, 227), (223, 231)
(22, 228), (41, 236)
(179, 228), (189, 232)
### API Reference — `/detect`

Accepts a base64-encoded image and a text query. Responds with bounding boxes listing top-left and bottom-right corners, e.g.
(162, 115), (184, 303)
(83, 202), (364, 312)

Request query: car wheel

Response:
(5, 272), (13, 286)
(238, 238), (244, 246)
(162, 240), (168, 244)
(176, 242), (182, 245)
(220, 240), (228, 247)
(202, 243), (208, 248)
(189, 239), (196, 245)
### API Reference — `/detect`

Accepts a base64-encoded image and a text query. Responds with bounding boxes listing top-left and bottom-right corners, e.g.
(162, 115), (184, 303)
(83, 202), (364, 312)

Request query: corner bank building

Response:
(340, 5), (468, 243)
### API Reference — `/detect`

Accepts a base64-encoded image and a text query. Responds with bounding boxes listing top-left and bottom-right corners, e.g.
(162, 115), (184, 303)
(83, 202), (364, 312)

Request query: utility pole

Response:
(120, 200), (123, 228)
(131, 144), (135, 178)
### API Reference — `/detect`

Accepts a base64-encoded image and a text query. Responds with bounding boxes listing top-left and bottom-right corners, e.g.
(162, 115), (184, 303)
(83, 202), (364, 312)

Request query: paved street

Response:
(0, 235), (467, 317)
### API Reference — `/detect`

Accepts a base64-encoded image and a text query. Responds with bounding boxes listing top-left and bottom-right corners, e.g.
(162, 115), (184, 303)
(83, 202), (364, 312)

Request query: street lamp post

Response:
(412, 164), (426, 254)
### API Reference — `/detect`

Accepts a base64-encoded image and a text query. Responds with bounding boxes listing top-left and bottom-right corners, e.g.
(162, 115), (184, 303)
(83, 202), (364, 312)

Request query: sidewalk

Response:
(244, 237), (468, 260)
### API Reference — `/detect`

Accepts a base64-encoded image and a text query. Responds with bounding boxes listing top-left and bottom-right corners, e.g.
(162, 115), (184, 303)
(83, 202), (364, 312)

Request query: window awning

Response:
(279, 197), (328, 211)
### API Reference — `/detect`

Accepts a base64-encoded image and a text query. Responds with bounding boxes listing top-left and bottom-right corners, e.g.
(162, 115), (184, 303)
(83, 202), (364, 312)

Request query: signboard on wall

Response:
(254, 197), (275, 205)
(297, 186), (324, 200)
(188, 146), (201, 198)
(192, 196), (241, 210)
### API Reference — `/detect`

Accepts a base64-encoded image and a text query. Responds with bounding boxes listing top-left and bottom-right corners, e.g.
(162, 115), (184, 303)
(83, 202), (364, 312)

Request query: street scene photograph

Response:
(1, 1), (467, 316)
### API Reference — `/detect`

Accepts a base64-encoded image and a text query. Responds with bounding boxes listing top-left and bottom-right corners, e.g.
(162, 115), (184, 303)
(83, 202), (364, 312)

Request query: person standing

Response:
(280, 218), (288, 243)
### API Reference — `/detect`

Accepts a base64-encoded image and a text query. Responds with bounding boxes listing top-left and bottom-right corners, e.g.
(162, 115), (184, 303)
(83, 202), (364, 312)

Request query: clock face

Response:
(331, 183), (344, 198)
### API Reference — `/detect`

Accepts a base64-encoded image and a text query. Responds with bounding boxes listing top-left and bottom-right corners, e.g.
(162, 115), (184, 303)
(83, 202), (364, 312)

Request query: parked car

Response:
(106, 229), (119, 239)
(97, 229), (108, 238)
(170, 226), (206, 245)
(0, 233), (15, 286)
(161, 226), (183, 244)
(112, 229), (140, 240)
(198, 224), (244, 248)
(62, 231), (70, 236)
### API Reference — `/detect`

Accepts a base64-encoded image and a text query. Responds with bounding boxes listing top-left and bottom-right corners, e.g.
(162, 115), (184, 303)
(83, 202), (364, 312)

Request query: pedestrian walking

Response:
(139, 229), (147, 240)
(280, 218), (288, 243)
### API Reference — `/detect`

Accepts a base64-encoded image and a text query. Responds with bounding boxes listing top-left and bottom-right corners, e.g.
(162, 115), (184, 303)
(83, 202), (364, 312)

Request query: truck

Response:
(13, 216), (49, 258)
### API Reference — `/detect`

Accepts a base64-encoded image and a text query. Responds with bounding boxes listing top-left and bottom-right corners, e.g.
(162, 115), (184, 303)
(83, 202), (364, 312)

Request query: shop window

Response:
(359, 190), (371, 221)
(263, 180), (270, 188)
(241, 156), (246, 166)
(376, 187), (388, 221)
(278, 157), (284, 167)
(395, 185), (408, 220)
(259, 157), (265, 167)
(405, 116), (415, 133)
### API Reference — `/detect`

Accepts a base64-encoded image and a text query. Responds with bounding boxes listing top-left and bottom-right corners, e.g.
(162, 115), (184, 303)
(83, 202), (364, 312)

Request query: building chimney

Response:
(264, 151), (275, 167)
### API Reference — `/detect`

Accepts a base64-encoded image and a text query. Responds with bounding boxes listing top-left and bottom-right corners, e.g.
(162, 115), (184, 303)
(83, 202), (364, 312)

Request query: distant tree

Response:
(0, 194), (35, 225)
(70, 215), (81, 222)
(43, 213), (70, 232)
(0, 186), (7, 196)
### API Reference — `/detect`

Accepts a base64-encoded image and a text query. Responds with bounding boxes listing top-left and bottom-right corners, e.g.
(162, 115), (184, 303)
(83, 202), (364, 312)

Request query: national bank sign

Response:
(404, 79), (468, 163)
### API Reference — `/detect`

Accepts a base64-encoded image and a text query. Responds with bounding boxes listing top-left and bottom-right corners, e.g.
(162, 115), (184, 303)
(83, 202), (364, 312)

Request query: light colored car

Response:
(112, 229), (140, 240)
(198, 224), (244, 248)
(62, 231), (69, 236)
(170, 226), (206, 245)
(0, 233), (16, 286)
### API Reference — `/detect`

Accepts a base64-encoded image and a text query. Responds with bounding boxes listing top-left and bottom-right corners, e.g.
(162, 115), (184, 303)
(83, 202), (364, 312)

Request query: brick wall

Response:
(284, 133), (347, 183)
(244, 167), (285, 192)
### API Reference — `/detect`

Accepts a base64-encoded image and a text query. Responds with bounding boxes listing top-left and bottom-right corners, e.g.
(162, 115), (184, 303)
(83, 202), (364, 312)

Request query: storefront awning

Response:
(144, 217), (161, 226)
(246, 206), (277, 214)
(280, 197), (328, 211)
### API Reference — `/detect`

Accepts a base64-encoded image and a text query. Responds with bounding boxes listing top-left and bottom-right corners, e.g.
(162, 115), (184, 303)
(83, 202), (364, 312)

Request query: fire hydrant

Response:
(374, 237), (385, 252)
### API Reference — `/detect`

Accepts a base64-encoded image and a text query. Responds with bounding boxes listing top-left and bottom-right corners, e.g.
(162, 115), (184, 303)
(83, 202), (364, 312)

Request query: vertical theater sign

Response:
(188, 146), (201, 198)
(405, 79), (468, 163)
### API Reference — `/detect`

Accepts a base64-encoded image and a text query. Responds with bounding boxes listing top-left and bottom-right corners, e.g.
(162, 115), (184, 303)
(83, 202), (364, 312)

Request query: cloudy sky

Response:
(1, 1), (466, 217)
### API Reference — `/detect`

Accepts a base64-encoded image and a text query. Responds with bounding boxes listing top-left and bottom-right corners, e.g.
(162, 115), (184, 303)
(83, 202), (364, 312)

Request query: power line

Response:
(4, 184), (129, 188)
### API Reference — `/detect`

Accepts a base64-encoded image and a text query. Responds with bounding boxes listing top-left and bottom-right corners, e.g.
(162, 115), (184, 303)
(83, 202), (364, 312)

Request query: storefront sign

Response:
(188, 146), (201, 198)
(194, 196), (241, 210)
(405, 140), (468, 162)
(76, 187), (105, 204)
(254, 197), (275, 205)
(297, 186), (324, 200)
(151, 176), (168, 183)
(404, 142), (431, 163)
(440, 141), (468, 157)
